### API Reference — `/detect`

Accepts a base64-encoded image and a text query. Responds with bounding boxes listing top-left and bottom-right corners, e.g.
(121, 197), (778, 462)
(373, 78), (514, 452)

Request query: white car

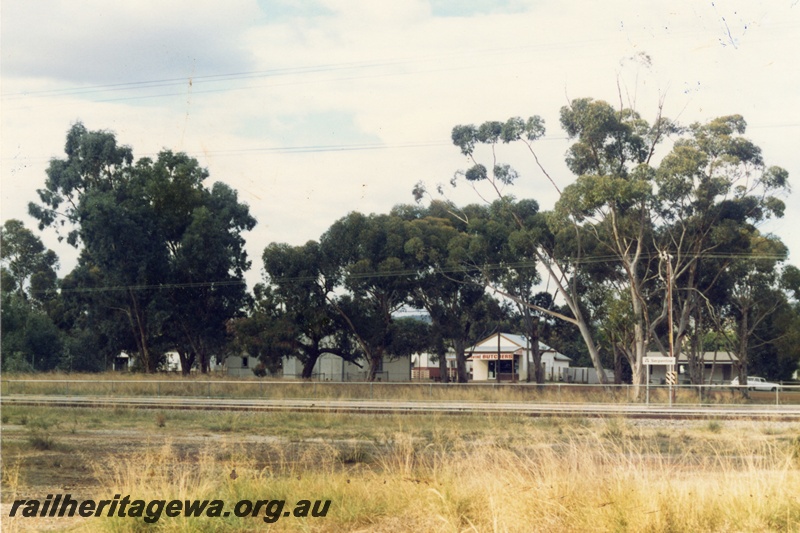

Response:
(730, 376), (781, 391)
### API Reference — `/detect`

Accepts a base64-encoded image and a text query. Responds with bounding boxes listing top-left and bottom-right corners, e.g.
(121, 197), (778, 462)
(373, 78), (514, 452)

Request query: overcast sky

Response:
(2, 0), (798, 288)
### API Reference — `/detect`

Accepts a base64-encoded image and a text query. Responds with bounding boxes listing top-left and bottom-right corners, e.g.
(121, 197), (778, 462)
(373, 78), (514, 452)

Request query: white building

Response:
(467, 333), (571, 382)
(282, 352), (411, 381)
(411, 350), (457, 381)
(645, 351), (738, 384)
(561, 366), (614, 384)
(224, 354), (258, 377)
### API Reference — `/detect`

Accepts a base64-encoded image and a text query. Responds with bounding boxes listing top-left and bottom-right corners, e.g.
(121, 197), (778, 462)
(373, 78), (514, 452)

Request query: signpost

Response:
(644, 356), (676, 405)
(643, 356), (676, 365)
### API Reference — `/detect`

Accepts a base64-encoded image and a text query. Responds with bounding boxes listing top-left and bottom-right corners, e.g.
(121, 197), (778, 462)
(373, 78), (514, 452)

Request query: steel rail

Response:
(3, 395), (800, 421)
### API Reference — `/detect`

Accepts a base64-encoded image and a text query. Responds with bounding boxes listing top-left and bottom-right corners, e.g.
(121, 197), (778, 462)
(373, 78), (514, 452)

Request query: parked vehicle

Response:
(730, 376), (781, 391)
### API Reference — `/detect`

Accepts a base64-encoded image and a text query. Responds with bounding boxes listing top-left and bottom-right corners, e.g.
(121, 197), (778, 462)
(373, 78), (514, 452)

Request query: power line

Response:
(34, 251), (788, 295)
(0, 39), (614, 102)
(35, 279), (247, 295)
(6, 19), (799, 102)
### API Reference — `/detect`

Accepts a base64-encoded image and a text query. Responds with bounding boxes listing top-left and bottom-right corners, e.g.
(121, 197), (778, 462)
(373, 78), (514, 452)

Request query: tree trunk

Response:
(128, 290), (156, 373)
(532, 339), (544, 384)
(735, 308), (750, 399)
(613, 343), (623, 385)
(525, 316), (544, 383)
(301, 354), (320, 380)
(437, 345), (450, 383)
(628, 273), (649, 399)
(178, 349), (195, 376)
(198, 348), (210, 374)
(574, 313), (608, 385)
(629, 325), (646, 400)
(453, 339), (469, 383)
(367, 354), (381, 381)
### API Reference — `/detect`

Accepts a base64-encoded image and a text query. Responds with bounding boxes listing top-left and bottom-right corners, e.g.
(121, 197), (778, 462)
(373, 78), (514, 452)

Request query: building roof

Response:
(645, 351), (739, 363)
(468, 333), (572, 361)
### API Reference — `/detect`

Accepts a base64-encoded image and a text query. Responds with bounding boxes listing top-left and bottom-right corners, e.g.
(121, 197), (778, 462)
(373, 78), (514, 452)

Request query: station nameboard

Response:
(643, 356), (676, 365)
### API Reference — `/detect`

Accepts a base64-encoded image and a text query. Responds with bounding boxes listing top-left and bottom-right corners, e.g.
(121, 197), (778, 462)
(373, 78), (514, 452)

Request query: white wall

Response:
(282, 353), (410, 381)
(225, 355), (254, 377)
(473, 360), (489, 381)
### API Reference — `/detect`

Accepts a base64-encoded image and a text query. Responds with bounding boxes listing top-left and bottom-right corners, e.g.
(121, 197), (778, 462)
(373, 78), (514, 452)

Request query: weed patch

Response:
(26, 431), (57, 451)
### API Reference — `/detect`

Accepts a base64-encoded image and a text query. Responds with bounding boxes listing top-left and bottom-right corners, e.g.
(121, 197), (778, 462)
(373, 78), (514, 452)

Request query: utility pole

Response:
(665, 251), (675, 406)
(497, 332), (501, 382)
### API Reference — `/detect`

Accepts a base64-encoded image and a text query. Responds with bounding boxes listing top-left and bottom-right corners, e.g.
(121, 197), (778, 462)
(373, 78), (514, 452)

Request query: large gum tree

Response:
(29, 123), (255, 373)
(422, 98), (789, 397)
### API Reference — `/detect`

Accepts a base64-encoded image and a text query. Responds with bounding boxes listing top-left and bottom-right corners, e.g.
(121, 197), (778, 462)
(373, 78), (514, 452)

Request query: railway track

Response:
(3, 394), (800, 420)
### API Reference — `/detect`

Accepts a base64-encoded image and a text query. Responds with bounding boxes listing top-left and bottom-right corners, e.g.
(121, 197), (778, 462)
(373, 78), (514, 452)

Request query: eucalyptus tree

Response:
(421, 97), (792, 397)
(1, 219), (59, 302)
(470, 198), (560, 382)
(320, 212), (417, 381)
(550, 98), (679, 393)
(750, 267), (800, 380)
(29, 123), (255, 373)
(651, 115), (789, 382)
(1, 220), (63, 371)
(259, 241), (358, 379)
(400, 202), (497, 382)
(429, 114), (614, 382)
(707, 234), (792, 386)
(0, 290), (63, 372)
(121, 150), (257, 373)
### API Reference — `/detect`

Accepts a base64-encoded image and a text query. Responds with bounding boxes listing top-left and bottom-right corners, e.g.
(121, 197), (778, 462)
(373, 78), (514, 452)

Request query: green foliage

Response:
(319, 212), (419, 380)
(451, 115), (546, 158)
(28, 122), (134, 246)
(1, 219), (59, 301)
(1, 292), (63, 372)
(253, 241), (356, 378)
(400, 204), (506, 382)
(26, 123), (255, 373)
(387, 317), (433, 358)
(26, 431), (57, 451)
(439, 96), (794, 388)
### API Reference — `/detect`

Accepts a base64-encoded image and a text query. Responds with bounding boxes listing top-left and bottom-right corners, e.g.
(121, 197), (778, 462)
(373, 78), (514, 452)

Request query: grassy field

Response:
(3, 371), (792, 405)
(2, 404), (800, 532)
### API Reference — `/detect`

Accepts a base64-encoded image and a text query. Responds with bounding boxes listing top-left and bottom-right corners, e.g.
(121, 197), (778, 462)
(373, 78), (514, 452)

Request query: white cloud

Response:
(2, 0), (799, 285)
(1, 0), (260, 84)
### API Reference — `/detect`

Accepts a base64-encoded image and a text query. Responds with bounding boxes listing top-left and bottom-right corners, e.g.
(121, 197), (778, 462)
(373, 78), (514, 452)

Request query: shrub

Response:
(252, 362), (268, 378)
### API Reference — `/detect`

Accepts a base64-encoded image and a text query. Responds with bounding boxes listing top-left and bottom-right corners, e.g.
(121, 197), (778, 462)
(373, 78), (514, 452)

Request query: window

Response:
(242, 357), (248, 368)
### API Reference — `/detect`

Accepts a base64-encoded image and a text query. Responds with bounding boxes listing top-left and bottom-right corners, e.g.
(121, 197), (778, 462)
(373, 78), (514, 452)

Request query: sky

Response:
(2, 0), (799, 289)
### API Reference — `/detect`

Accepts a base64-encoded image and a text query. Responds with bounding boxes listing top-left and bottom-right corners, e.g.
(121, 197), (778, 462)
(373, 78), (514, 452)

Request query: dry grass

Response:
(2, 372), (780, 405)
(9, 423), (793, 532)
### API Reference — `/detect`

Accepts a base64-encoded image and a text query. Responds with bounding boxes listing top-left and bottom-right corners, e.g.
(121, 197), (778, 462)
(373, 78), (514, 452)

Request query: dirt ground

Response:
(2, 407), (797, 532)
(1, 424), (346, 532)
